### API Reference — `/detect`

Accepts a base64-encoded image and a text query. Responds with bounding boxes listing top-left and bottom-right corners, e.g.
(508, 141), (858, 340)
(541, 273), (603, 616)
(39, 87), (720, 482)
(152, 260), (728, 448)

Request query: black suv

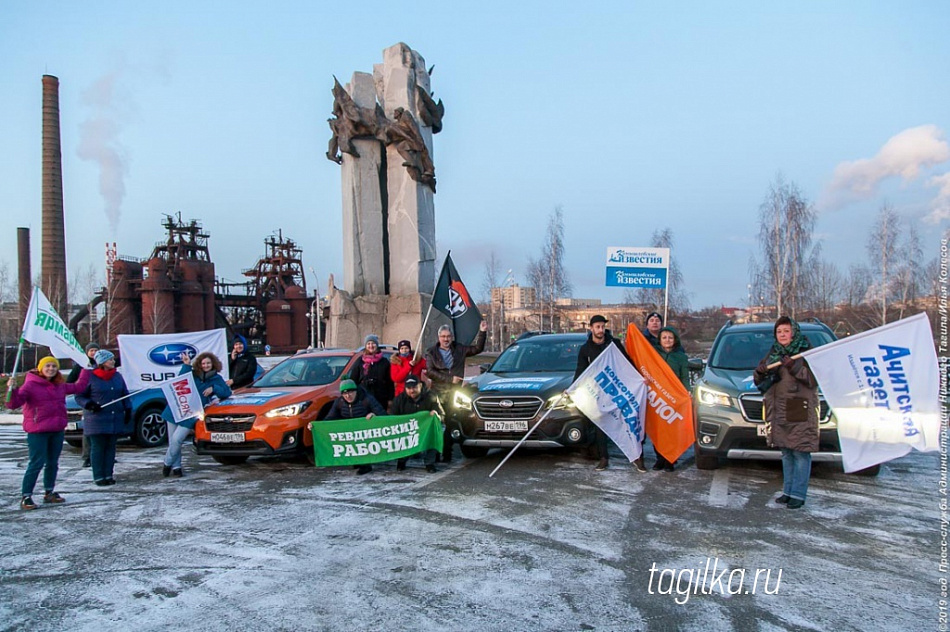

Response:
(692, 319), (879, 476)
(448, 333), (590, 458)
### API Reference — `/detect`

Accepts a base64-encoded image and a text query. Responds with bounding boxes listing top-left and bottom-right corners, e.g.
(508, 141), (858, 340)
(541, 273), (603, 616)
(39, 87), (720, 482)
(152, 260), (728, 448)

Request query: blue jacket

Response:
(162, 365), (232, 429)
(75, 370), (132, 435)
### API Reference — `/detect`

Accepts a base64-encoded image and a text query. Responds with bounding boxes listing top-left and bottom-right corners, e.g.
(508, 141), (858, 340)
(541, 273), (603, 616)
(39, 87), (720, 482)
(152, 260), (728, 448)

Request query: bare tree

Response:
(537, 206), (572, 331)
(525, 256), (546, 329)
(631, 228), (690, 315)
(866, 203), (901, 326)
(754, 175), (817, 318)
(807, 257), (843, 317)
(893, 221), (922, 319)
(481, 251), (503, 351)
(844, 264), (871, 307)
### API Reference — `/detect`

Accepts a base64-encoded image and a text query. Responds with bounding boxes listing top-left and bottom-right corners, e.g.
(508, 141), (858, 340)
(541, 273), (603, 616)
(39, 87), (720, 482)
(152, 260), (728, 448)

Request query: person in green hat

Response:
(324, 379), (386, 475)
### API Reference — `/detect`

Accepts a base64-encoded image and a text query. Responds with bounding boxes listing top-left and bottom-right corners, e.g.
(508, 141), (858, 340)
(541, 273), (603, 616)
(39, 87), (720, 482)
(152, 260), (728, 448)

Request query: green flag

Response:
(310, 412), (444, 467)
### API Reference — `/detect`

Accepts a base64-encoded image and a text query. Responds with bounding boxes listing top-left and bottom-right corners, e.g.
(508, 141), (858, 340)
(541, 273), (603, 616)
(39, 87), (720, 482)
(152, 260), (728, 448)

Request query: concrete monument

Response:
(325, 43), (444, 348)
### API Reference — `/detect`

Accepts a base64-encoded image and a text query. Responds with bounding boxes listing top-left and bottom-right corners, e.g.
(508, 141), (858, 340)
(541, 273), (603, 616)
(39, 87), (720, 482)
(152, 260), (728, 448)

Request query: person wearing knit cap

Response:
(226, 335), (258, 390)
(75, 350), (131, 486)
(68, 342), (102, 466)
(642, 312), (664, 349)
(390, 339), (427, 397)
(6, 356), (91, 510)
(324, 378), (386, 475)
(351, 334), (394, 411)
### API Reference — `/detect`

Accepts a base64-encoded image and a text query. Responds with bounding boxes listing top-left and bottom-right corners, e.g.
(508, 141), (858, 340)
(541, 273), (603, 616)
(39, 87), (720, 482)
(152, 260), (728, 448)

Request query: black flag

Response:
(431, 253), (482, 344)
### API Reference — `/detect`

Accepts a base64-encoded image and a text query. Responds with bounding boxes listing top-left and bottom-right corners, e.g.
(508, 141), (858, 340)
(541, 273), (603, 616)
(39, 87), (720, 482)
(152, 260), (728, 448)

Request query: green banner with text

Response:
(309, 412), (443, 467)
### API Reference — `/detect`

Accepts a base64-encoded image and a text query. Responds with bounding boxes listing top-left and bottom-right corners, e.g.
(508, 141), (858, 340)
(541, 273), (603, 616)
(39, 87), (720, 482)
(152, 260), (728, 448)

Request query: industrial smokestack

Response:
(41, 74), (68, 316)
(17, 227), (32, 325)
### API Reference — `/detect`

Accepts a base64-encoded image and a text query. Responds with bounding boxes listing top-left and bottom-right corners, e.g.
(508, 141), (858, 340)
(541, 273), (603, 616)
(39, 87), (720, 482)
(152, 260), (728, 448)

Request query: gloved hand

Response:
(755, 360), (769, 375)
(781, 356), (796, 370)
(83, 402), (102, 413)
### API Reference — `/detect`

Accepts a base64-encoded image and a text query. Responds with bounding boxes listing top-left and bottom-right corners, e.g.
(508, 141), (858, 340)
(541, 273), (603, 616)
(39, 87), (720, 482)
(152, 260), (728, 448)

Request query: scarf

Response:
(93, 367), (117, 380)
(362, 351), (383, 371)
(766, 318), (811, 364)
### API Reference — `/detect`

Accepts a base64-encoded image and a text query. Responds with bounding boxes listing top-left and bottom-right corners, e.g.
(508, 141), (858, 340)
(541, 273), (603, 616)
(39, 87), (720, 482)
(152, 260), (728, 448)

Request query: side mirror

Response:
(688, 358), (705, 372)
(478, 363), (491, 374)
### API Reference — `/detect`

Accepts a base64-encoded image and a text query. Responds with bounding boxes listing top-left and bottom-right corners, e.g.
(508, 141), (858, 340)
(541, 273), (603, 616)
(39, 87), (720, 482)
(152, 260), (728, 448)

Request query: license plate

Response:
(756, 425), (768, 437)
(210, 432), (245, 443)
(66, 422), (77, 431)
(484, 420), (529, 432)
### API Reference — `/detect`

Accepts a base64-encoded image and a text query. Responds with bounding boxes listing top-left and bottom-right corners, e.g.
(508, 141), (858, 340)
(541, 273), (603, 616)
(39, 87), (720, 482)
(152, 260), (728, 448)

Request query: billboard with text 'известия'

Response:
(605, 247), (670, 288)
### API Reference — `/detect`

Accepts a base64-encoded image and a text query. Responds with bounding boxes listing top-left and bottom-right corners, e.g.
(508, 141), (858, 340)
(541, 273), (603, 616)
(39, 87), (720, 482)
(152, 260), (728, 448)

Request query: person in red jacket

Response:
(390, 339), (426, 397)
(6, 356), (90, 510)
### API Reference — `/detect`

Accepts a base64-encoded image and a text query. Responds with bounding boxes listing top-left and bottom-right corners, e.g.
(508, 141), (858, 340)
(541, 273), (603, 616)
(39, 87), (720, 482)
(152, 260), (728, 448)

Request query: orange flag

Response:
(624, 325), (695, 463)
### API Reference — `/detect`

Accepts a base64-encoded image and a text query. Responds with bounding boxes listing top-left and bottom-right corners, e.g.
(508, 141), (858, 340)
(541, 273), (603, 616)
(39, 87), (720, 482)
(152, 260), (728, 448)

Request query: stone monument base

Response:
(327, 287), (446, 351)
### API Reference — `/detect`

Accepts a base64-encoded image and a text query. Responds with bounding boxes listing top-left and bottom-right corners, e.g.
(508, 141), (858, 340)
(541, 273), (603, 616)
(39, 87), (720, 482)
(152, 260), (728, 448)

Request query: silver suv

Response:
(692, 320), (880, 476)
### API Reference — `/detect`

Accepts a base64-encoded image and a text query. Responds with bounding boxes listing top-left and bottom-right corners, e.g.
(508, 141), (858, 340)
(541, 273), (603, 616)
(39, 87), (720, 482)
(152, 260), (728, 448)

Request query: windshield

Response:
(254, 356), (350, 387)
(491, 338), (583, 373)
(709, 329), (835, 370)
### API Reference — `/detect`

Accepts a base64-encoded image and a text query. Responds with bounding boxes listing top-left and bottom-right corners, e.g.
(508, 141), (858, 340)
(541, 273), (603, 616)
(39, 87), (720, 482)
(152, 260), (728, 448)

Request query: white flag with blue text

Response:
(159, 371), (204, 424)
(801, 313), (940, 472)
(566, 343), (648, 462)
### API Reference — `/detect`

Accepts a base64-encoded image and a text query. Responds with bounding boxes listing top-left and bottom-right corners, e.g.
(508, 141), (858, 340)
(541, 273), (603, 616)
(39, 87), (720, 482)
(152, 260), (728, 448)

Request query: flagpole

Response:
(488, 393), (567, 478)
(413, 252), (451, 363)
(6, 288), (34, 403)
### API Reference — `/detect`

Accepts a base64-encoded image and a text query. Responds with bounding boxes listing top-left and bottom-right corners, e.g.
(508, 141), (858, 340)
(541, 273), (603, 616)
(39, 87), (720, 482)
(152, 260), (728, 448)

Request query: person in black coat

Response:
(324, 379), (386, 474)
(227, 335), (258, 390)
(350, 334), (394, 411)
(392, 375), (445, 473)
(574, 314), (641, 472)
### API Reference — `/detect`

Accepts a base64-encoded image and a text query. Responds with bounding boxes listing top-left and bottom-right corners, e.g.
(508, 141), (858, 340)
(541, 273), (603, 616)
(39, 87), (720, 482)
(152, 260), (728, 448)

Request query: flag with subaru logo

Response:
(800, 313), (940, 472)
(431, 252), (482, 344)
(160, 371), (204, 423)
(118, 329), (229, 390)
(566, 344), (648, 462)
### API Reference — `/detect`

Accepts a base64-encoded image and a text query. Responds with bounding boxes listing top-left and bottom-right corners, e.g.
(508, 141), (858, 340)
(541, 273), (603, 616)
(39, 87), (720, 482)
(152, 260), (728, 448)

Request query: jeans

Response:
(22, 431), (65, 497)
(88, 434), (118, 481)
(163, 421), (192, 469)
(781, 448), (812, 501)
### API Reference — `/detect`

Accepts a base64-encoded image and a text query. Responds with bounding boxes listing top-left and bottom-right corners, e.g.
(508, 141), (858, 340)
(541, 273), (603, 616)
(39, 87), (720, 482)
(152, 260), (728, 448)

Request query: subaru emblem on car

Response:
(499, 400), (514, 408)
(148, 343), (198, 366)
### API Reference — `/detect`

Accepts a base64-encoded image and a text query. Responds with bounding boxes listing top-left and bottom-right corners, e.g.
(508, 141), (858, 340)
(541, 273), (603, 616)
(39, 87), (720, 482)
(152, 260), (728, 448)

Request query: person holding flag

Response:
(6, 357), (90, 510)
(575, 315), (643, 472)
(161, 351), (231, 478)
(652, 326), (689, 472)
(75, 350), (132, 487)
(753, 317), (818, 510)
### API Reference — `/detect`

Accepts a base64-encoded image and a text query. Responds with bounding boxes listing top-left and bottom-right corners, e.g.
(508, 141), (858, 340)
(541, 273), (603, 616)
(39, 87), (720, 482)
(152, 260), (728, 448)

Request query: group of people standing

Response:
(326, 320), (488, 475)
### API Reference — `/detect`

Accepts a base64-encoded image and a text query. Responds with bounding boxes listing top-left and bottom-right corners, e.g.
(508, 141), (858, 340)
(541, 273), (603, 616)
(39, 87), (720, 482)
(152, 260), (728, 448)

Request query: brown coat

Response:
(754, 357), (820, 452)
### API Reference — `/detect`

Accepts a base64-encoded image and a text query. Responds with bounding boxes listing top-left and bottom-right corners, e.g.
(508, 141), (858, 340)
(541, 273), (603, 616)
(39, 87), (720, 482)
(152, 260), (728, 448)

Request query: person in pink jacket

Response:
(5, 356), (90, 510)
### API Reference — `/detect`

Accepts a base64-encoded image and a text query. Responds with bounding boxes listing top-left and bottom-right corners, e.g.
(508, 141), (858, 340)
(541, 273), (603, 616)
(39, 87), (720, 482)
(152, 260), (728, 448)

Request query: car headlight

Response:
(265, 401), (313, 418)
(547, 394), (575, 410)
(453, 390), (472, 410)
(696, 386), (732, 408)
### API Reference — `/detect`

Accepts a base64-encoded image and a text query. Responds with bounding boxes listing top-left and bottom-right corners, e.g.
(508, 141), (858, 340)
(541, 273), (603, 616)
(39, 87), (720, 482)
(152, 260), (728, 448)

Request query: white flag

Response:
(566, 344), (648, 462)
(160, 372), (204, 423)
(118, 329), (229, 391)
(21, 287), (88, 366)
(801, 313), (940, 472)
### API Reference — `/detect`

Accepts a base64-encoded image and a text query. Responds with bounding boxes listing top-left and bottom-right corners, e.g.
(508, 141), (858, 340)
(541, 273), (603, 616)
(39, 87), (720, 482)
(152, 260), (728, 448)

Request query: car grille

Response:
(204, 414), (256, 432)
(739, 395), (831, 423)
(474, 396), (544, 420)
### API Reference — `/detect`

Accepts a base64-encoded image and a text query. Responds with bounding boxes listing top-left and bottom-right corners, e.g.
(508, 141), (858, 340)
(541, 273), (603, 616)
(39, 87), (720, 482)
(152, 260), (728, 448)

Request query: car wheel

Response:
(212, 455), (249, 466)
(65, 439), (83, 449)
(303, 448), (315, 466)
(852, 463), (881, 477)
(460, 444), (489, 459)
(694, 443), (719, 470)
(134, 407), (168, 447)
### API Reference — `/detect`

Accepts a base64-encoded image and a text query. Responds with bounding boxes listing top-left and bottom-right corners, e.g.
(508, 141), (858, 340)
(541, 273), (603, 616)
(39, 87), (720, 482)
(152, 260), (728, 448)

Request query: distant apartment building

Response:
(491, 284), (537, 310)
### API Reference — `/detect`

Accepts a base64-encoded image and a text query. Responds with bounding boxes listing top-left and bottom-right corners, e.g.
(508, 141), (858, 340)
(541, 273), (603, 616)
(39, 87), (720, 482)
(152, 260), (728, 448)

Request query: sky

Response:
(1, 1), (948, 310)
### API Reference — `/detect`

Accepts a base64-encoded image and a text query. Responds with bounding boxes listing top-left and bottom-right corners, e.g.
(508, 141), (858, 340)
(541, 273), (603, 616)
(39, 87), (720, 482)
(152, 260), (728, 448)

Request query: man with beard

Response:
(574, 315), (643, 472)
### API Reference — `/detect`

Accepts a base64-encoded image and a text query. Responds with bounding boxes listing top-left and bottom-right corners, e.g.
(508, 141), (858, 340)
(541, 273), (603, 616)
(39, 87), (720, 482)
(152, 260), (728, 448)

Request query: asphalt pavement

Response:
(0, 425), (940, 632)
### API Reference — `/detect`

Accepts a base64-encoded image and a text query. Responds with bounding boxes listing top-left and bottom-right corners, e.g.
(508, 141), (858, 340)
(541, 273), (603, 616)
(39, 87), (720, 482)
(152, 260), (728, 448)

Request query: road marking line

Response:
(708, 468), (730, 507)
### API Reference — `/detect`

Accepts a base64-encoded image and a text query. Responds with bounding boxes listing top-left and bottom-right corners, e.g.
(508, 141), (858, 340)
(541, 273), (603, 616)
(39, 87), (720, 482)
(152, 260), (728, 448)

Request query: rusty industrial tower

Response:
(41, 74), (68, 316)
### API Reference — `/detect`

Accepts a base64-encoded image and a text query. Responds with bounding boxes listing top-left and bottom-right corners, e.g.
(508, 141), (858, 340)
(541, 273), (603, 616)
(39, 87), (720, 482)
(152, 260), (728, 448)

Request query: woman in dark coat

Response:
(351, 334), (394, 411)
(75, 350), (132, 486)
(653, 326), (689, 471)
(753, 317), (818, 509)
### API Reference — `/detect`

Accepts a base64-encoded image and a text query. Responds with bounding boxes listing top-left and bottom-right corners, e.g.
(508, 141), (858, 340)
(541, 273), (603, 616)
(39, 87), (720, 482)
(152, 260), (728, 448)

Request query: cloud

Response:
(923, 171), (950, 224)
(821, 125), (950, 209)
(76, 64), (133, 235)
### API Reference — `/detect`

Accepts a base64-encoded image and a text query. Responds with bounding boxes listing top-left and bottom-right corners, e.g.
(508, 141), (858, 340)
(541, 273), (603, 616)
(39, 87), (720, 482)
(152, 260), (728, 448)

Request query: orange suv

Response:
(194, 347), (392, 464)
